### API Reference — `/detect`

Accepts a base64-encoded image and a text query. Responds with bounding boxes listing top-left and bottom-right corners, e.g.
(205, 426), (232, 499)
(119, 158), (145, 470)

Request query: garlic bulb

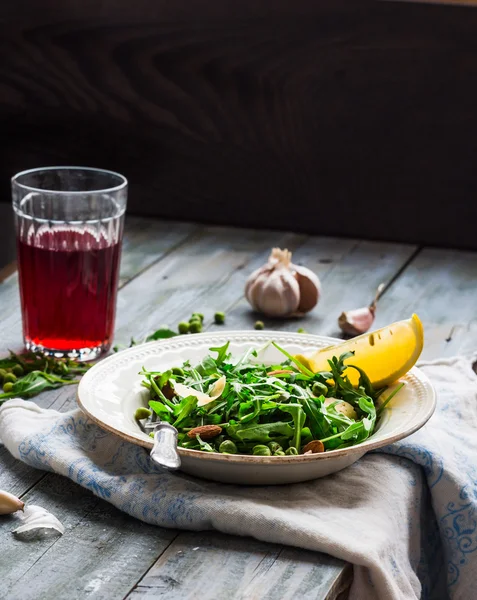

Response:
(338, 283), (385, 336)
(245, 248), (321, 317)
(0, 489), (24, 515)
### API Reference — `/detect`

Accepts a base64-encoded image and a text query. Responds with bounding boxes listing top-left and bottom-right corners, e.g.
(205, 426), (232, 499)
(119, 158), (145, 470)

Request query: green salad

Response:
(136, 342), (403, 456)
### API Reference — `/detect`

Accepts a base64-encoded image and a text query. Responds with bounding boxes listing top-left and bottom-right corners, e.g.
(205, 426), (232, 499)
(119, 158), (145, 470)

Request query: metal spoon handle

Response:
(150, 423), (181, 470)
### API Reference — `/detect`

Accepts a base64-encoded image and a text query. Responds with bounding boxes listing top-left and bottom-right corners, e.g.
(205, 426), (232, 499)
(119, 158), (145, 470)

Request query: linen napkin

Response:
(1, 356), (477, 600)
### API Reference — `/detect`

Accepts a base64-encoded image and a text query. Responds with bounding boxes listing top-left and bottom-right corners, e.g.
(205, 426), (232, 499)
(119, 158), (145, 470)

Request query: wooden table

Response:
(1, 216), (476, 600)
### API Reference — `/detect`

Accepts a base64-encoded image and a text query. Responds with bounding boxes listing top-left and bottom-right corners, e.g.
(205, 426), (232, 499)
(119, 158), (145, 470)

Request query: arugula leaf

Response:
(226, 421), (294, 442)
(348, 364), (377, 399)
(172, 396), (198, 428)
(299, 398), (333, 439)
(149, 400), (173, 420)
(159, 370), (172, 389)
(196, 356), (218, 377)
(278, 403), (306, 450)
(0, 371), (75, 400)
(272, 342), (315, 377)
(209, 342), (230, 367)
(239, 399), (262, 423)
(146, 327), (178, 341)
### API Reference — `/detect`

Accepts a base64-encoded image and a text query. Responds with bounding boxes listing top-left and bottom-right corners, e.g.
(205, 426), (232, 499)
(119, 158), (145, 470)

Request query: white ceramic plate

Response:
(77, 331), (436, 485)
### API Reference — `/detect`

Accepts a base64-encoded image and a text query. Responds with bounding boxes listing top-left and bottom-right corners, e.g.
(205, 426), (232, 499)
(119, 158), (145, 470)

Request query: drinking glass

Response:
(12, 167), (128, 361)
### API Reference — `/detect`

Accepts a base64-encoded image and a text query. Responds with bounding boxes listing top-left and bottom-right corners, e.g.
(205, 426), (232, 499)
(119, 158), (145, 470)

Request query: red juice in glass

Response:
(17, 228), (121, 353)
(12, 167), (127, 360)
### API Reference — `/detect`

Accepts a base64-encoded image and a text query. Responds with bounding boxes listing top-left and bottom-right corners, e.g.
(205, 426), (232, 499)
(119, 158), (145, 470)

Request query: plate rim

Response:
(77, 330), (436, 465)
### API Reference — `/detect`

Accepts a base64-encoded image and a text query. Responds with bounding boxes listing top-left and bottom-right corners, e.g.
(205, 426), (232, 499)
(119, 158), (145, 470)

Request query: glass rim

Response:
(11, 166), (128, 195)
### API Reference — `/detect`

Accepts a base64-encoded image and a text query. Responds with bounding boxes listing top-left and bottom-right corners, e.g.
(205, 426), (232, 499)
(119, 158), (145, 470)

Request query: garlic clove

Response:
(292, 264), (322, 313)
(338, 306), (376, 336)
(244, 266), (271, 306)
(338, 283), (385, 336)
(257, 269), (301, 317)
(246, 270), (274, 313)
(0, 490), (25, 515)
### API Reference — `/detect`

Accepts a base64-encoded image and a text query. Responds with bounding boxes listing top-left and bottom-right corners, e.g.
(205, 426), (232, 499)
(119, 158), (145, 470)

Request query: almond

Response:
(302, 440), (325, 454)
(187, 425), (223, 439)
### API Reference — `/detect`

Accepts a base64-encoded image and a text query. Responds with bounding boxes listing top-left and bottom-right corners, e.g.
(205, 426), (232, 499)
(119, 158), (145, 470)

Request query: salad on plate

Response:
(135, 341), (403, 457)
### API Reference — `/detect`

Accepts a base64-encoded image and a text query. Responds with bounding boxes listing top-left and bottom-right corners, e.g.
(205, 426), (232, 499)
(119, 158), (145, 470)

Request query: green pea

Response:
(3, 373), (17, 384)
(178, 322), (190, 335)
(172, 367), (185, 377)
(274, 450), (286, 456)
(254, 321), (265, 330)
(252, 444), (271, 456)
(189, 321), (202, 334)
(268, 441), (282, 453)
(312, 382), (328, 397)
(0, 369), (6, 383)
(58, 363), (69, 375)
(11, 365), (24, 377)
(214, 311), (225, 325)
(191, 313), (204, 323)
(134, 407), (152, 420)
(285, 447), (298, 456)
(3, 382), (14, 393)
(297, 327), (306, 334)
(219, 440), (238, 454)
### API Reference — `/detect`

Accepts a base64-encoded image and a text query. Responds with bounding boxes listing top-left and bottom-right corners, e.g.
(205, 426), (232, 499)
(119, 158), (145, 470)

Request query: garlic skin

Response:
(0, 490), (25, 515)
(245, 248), (321, 317)
(338, 283), (385, 336)
(12, 505), (64, 540)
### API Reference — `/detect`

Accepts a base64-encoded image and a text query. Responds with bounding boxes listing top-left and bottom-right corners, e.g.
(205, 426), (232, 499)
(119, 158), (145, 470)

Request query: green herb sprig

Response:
(0, 351), (91, 402)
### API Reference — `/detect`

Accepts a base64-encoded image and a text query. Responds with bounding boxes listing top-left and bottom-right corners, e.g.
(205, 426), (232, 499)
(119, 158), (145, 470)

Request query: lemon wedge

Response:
(295, 314), (424, 388)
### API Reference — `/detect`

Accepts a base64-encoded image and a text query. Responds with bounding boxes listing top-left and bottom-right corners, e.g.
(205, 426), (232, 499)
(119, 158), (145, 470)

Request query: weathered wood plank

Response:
(119, 217), (197, 287)
(0, 217), (197, 354)
(236, 546), (353, 600)
(371, 247), (477, 360)
(219, 239), (417, 337)
(127, 531), (351, 600)
(113, 225), (306, 343)
(0, 474), (177, 600)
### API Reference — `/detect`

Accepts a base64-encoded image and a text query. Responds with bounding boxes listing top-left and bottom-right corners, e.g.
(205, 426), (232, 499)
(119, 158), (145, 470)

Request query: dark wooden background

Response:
(1, 0), (477, 249)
